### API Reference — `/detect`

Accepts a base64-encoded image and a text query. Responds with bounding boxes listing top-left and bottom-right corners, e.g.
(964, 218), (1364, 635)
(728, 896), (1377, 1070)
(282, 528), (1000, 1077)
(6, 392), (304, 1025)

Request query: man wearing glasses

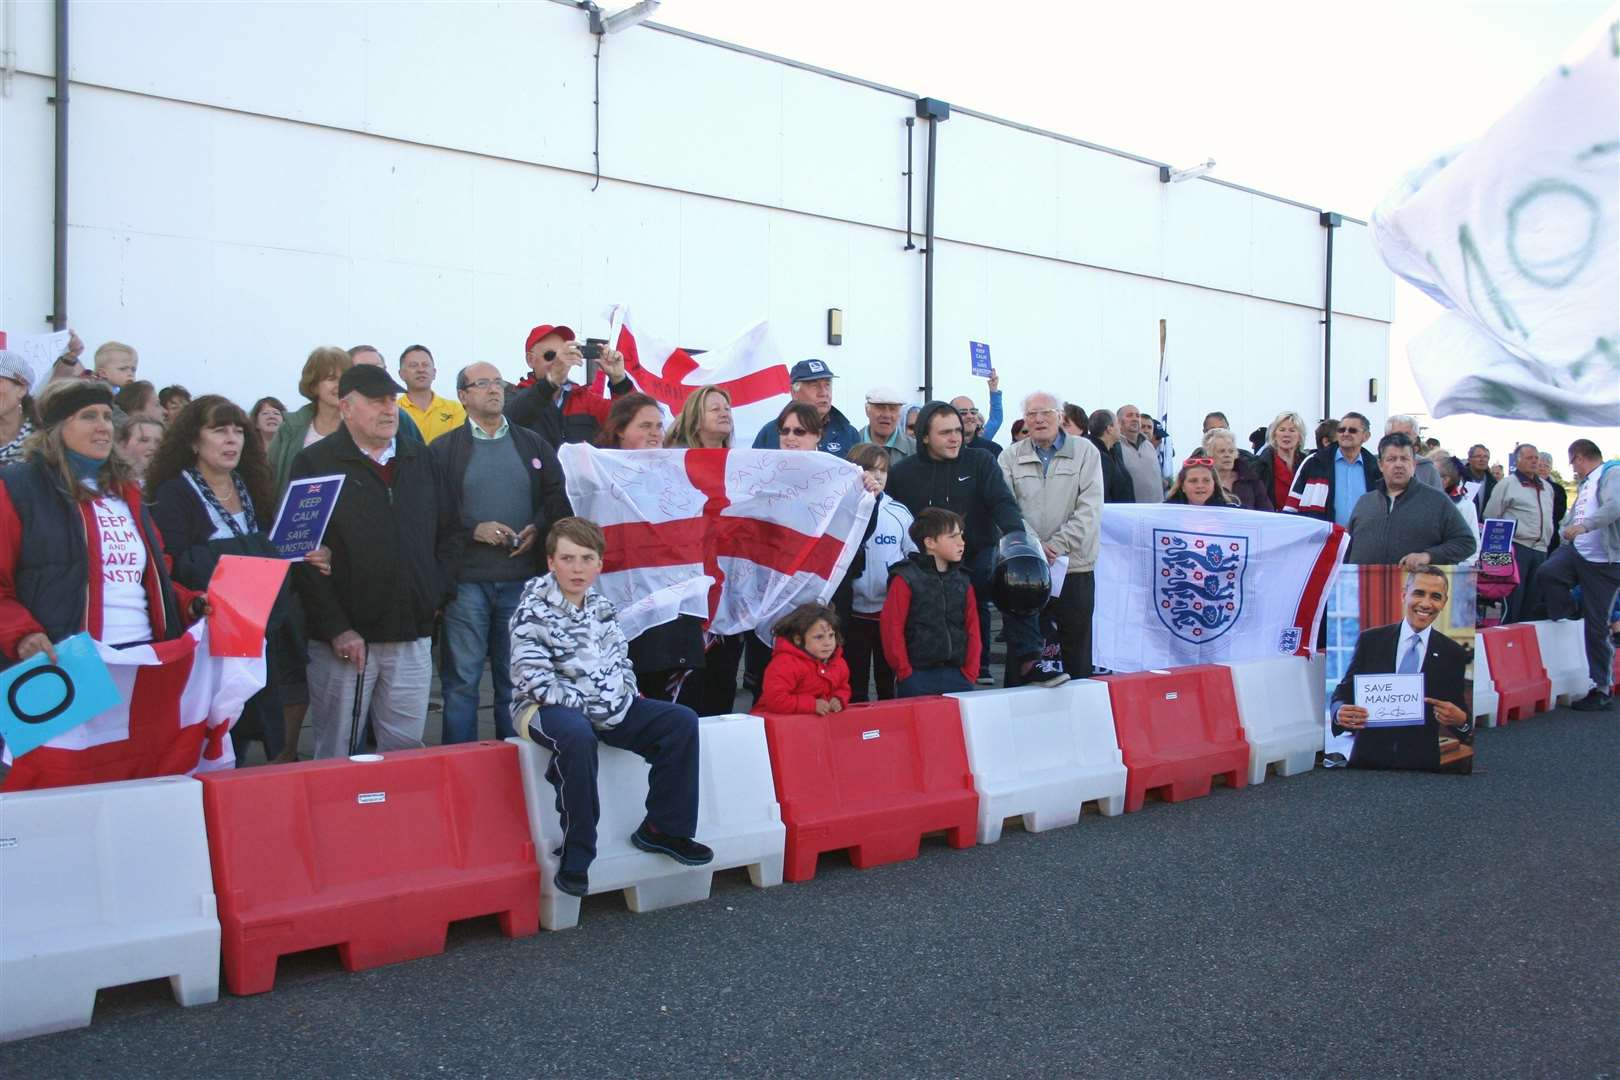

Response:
(1283, 411), (1379, 525)
(431, 361), (573, 744)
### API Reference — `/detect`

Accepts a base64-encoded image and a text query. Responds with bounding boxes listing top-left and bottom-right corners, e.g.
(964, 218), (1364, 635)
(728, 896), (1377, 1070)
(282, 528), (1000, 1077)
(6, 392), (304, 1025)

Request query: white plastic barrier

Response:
(1473, 636), (1501, 727)
(1531, 619), (1590, 706)
(509, 712), (784, 931)
(1221, 655), (1324, 784)
(0, 776), (219, 1042)
(948, 681), (1126, 844)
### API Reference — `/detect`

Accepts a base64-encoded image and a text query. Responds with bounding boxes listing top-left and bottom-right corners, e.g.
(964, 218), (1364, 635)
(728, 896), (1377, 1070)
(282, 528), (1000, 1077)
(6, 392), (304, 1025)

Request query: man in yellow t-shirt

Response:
(397, 344), (466, 443)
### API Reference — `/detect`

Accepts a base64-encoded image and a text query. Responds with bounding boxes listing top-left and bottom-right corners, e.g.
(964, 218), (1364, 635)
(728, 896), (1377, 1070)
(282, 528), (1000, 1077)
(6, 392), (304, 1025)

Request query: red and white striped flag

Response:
(557, 443), (873, 641)
(2, 622), (264, 791)
(589, 306), (792, 438)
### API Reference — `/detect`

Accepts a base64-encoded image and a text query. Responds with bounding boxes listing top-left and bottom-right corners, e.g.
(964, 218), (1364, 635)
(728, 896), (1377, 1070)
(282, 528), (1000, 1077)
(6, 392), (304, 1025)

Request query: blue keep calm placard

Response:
(1480, 518), (1516, 557)
(969, 341), (992, 377)
(269, 474), (346, 560)
(0, 633), (123, 756)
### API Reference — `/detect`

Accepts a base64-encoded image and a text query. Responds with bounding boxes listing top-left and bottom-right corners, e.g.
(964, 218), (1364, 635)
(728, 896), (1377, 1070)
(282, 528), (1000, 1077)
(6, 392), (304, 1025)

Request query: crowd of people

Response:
(1, 325), (1616, 890)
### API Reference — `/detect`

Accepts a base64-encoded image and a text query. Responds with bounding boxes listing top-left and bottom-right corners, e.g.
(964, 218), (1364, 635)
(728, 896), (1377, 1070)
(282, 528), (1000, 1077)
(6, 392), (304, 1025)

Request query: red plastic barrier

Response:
(1096, 667), (1249, 813)
(200, 743), (538, 995)
(1479, 625), (1552, 724)
(759, 698), (977, 882)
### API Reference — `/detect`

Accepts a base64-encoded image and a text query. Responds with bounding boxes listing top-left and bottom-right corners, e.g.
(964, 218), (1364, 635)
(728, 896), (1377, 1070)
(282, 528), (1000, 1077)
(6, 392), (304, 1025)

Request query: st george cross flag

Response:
(588, 305), (792, 437)
(2, 621), (264, 791)
(557, 443), (873, 642)
(1092, 504), (1347, 673)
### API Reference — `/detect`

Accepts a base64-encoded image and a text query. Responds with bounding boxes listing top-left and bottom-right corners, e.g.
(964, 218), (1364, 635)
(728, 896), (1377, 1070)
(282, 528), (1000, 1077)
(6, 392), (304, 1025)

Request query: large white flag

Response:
(1093, 504), (1347, 673)
(2, 622), (264, 791)
(589, 305), (793, 440)
(558, 444), (873, 642)
(1369, 13), (1618, 425)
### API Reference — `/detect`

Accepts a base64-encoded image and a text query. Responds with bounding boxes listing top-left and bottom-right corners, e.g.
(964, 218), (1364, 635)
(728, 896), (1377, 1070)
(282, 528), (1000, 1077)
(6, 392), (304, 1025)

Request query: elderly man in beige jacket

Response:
(1483, 442), (1556, 623)
(999, 390), (1104, 680)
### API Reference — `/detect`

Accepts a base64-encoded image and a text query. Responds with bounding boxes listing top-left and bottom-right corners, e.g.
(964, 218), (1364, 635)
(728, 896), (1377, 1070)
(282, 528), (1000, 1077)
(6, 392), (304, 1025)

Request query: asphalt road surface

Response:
(5, 706), (1616, 1079)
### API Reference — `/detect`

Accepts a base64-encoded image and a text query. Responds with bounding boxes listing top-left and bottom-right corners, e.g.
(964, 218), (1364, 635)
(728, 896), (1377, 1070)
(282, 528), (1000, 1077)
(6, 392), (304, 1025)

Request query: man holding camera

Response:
(506, 323), (636, 445)
(433, 361), (573, 744)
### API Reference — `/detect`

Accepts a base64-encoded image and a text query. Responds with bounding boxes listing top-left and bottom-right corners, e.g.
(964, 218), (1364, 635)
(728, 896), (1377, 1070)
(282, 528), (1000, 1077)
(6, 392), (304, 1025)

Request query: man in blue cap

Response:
(752, 359), (860, 457)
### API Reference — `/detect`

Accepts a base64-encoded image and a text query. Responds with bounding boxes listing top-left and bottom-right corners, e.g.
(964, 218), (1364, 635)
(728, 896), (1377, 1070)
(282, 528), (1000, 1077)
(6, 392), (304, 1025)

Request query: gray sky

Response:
(658, 0), (1617, 465)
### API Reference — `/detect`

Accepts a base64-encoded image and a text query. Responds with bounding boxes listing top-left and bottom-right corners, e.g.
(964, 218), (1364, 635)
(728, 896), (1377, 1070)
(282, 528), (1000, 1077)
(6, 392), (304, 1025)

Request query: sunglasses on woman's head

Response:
(1183, 456), (1215, 467)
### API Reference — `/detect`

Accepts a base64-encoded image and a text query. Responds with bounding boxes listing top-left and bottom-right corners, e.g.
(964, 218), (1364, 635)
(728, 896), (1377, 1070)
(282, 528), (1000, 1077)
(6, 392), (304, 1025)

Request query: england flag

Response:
(588, 305), (792, 437)
(557, 444), (873, 642)
(1093, 504), (1348, 672)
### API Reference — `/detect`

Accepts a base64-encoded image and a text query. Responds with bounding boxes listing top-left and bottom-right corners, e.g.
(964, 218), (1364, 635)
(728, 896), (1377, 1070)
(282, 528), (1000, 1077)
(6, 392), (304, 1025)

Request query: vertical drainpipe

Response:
(915, 97), (949, 402)
(1319, 211), (1341, 419)
(50, 0), (69, 330)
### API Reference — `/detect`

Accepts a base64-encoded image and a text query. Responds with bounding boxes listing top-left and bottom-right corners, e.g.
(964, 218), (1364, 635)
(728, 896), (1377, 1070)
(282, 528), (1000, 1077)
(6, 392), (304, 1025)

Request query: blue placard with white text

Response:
(269, 474), (346, 560)
(0, 633), (123, 756)
(969, 341), (992, 378)
(1480, 518), (1516, 557)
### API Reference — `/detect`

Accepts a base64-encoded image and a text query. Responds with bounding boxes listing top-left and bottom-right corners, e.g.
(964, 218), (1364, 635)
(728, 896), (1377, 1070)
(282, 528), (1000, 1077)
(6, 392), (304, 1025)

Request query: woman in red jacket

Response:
(757, 603), (851, 715)
(0, 379), (206, 667)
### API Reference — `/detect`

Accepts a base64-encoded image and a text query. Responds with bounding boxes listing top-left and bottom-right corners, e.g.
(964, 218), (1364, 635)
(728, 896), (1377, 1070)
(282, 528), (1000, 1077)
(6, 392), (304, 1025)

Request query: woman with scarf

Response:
(0, 379), (207, 668)
(147, 395), (331, 763)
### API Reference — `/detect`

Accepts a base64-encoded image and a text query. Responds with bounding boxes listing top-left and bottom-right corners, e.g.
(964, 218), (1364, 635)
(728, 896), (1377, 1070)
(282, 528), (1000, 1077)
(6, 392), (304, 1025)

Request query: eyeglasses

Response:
(1338, 426), (1362, 434)
(779, 426), (811, 436)
(1183, 456), (1215, 467)
(460, 378), (502, 391)
(1024, 408), (1058, 419)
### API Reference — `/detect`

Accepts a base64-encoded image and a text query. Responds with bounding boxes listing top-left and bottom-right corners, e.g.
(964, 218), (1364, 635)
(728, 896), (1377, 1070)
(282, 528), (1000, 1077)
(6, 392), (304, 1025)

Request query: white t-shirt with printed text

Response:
(93, 493), (152, 645)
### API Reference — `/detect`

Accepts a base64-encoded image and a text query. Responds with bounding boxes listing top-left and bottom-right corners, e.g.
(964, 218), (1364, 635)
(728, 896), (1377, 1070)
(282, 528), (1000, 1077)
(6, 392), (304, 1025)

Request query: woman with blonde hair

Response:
(664, 385), (733, 449)
(266, 346), (352, 499)
(1256, 410), (1308, 512)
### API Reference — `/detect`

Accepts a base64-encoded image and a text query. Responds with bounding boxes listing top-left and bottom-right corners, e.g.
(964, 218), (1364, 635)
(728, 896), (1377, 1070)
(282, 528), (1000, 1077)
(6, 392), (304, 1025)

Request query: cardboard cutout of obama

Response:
(1329, 568), (1474, 773)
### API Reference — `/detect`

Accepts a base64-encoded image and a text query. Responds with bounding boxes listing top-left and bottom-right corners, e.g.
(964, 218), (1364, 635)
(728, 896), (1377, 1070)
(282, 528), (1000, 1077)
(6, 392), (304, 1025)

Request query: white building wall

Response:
(0, 0), (1391, 455)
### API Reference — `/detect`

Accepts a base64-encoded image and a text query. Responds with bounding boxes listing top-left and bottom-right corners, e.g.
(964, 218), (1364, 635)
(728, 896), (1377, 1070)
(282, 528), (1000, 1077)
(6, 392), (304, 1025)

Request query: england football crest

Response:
(1153, 529), (1248, 644)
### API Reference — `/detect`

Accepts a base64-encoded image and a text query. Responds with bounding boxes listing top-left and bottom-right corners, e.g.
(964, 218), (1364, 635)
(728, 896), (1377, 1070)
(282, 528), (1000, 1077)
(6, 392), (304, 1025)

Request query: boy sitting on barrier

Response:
(758, 602), (853, 715)
(510, 517), (714, 898)
(880, 507), (982, 696)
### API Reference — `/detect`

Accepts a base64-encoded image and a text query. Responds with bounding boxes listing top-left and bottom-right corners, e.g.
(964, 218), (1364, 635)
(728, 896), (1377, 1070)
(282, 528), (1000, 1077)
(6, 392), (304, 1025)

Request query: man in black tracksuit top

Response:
(886, 400), (1040, 684)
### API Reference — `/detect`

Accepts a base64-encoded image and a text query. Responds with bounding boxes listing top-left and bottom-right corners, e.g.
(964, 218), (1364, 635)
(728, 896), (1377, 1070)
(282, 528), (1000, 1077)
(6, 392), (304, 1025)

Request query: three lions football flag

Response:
(1092, 504), (1348, 672)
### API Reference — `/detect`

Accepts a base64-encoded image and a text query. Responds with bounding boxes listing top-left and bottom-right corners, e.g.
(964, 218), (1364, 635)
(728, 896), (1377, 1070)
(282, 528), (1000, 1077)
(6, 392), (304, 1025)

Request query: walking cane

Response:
(346, 650), (368, 757)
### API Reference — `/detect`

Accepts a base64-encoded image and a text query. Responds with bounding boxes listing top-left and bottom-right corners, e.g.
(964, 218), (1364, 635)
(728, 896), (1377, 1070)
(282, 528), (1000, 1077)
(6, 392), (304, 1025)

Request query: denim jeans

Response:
(441, 579), (526, 743)
(897, 666), (974, 697)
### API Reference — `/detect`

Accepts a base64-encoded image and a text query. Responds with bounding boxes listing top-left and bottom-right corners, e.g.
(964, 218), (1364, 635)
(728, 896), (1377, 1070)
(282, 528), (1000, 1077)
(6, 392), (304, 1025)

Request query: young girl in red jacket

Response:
(757, 602), (852, 715)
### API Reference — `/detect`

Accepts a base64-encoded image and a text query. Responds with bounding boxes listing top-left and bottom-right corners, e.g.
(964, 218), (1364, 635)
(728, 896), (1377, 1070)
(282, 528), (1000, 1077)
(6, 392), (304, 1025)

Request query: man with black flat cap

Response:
(291, 364), (461, 758)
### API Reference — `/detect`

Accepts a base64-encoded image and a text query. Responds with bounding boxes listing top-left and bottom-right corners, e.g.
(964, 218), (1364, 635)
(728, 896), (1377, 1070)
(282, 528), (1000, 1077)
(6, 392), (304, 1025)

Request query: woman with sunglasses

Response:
(775, 402), (823, 450)
(1166, 456), (1240, 507)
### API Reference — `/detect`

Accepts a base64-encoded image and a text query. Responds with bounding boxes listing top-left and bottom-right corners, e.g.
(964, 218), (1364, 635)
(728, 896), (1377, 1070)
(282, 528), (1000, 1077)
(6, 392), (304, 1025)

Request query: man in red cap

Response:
(506, 323), (635, 445)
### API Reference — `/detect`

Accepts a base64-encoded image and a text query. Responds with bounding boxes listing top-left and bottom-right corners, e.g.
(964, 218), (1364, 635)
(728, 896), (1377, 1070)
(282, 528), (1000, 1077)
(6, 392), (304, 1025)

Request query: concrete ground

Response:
(5, 704), (1616, 1079)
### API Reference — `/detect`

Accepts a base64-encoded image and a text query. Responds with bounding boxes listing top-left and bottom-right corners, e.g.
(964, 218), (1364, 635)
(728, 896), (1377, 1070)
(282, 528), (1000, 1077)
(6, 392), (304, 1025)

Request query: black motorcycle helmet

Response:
(991, 531), (1051, 615)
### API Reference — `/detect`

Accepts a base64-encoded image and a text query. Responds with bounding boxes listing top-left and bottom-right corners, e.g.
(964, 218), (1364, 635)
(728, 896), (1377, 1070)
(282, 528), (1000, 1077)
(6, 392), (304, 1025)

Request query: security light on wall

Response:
(1368, 378), (1379, 402)
(1158, 159), (1216, 183)
(827, 309), (844, 346)
(588, 0), (661, 34)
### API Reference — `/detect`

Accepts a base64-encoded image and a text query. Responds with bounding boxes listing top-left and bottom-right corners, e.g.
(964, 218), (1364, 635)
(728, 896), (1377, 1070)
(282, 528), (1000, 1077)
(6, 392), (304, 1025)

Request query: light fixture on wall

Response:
(1368, 377), (1379, 402)
(587, 0), (660, 35)
(1158, 159), (1216, 183)
(827, 309), (843, 346)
